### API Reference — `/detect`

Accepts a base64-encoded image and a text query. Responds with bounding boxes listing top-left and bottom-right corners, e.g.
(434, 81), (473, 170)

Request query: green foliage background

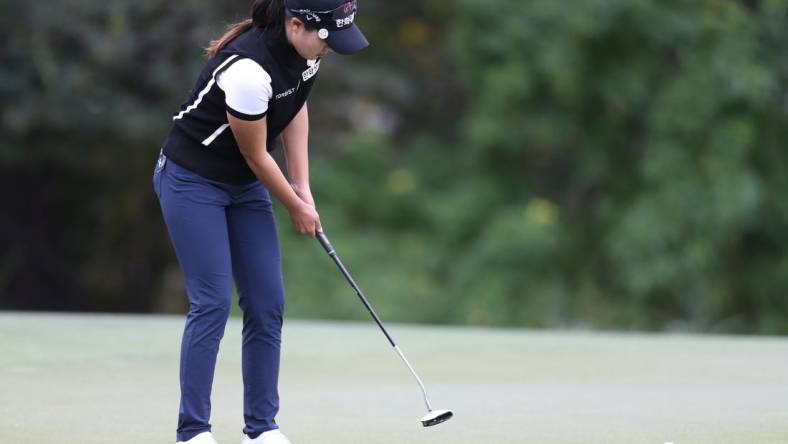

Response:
(2, 0), (787, 333)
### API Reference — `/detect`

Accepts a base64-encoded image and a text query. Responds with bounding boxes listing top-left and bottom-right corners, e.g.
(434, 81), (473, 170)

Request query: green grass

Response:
(1, 312), (787, 444)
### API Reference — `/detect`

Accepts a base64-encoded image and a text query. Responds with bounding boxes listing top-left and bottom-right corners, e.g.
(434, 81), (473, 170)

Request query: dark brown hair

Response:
(205, 0), (287, 59)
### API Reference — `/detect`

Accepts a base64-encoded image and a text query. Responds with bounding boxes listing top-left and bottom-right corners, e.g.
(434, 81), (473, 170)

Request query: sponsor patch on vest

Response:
(302, 60), (321, 82)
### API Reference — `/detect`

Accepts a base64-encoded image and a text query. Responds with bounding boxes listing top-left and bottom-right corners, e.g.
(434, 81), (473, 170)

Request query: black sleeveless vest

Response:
(163, 26), (320, 184)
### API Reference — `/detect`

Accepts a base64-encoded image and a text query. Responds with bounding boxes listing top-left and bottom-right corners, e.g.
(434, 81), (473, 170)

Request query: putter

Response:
(316, 231), (454, 427)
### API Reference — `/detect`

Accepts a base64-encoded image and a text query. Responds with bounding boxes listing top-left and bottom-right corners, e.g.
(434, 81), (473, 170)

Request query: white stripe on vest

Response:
(202, 123), (230, 146)
(173, 55), (240, 121)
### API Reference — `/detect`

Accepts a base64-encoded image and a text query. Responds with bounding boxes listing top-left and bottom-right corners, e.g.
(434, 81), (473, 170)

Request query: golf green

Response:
(1, 312), (786, 443)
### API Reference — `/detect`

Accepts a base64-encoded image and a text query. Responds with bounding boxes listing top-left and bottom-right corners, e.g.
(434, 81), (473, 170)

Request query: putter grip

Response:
(317, 231), (334, 254)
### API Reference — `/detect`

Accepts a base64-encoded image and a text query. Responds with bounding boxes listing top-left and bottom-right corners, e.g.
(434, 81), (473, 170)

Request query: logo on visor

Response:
(289, 1), (356, 30)
(336, 12), (355, 28)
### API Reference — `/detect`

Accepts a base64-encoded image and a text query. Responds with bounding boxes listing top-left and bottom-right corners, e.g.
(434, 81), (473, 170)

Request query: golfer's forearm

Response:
(281, 103), (310, 189)
(244, 151), (303, 211)
(227, 113), (303, 211)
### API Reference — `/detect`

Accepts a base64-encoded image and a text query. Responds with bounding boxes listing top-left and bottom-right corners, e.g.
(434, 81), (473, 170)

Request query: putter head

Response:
(420, 409), (453, 427)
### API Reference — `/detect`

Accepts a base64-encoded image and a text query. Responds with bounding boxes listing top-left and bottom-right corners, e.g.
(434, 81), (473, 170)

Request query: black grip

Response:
(316, 231), (334, 254)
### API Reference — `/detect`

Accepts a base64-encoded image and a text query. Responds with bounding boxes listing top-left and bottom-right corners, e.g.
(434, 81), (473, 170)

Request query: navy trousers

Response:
(153, 150), (283, 442)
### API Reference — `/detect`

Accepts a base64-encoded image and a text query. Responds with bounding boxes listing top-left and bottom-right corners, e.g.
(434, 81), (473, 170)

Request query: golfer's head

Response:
(253, 0), (369, 59)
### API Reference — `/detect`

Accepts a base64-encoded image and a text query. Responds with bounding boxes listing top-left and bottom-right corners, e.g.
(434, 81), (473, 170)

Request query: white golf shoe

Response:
(176, 431), (219, 444)
(241, 429), (292, 444)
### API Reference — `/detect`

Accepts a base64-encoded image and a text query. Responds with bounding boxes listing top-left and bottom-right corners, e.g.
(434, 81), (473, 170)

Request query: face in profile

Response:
(286, 17), (332, 60)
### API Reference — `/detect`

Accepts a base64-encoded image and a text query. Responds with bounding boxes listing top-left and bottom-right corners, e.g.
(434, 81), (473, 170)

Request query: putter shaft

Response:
(316, 231), (434, 412)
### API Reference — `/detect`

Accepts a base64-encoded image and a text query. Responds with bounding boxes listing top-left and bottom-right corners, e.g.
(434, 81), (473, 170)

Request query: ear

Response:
(286, 17), (305, 33)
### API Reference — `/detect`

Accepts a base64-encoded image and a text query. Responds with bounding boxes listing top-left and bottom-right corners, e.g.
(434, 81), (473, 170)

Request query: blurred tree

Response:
(2, 0), (787, 334)
(446, 0), (788, 332)
(1, 0), (242, 311)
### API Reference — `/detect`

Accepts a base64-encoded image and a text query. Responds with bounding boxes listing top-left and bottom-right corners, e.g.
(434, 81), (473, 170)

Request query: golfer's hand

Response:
(288, 201), (322, 237)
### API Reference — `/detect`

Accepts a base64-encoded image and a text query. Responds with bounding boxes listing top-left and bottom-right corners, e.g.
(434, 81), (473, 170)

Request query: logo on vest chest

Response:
(273, 61), (320, 101)
(302, 60), (320, 81)
(275, 88), (296, 100)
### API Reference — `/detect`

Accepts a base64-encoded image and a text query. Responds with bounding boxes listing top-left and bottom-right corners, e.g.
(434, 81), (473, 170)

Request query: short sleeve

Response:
(216, 58), (273, 121)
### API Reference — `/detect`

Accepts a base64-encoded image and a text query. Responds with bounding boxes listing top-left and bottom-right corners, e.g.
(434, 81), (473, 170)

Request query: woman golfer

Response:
(152, 0), (368, 443)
